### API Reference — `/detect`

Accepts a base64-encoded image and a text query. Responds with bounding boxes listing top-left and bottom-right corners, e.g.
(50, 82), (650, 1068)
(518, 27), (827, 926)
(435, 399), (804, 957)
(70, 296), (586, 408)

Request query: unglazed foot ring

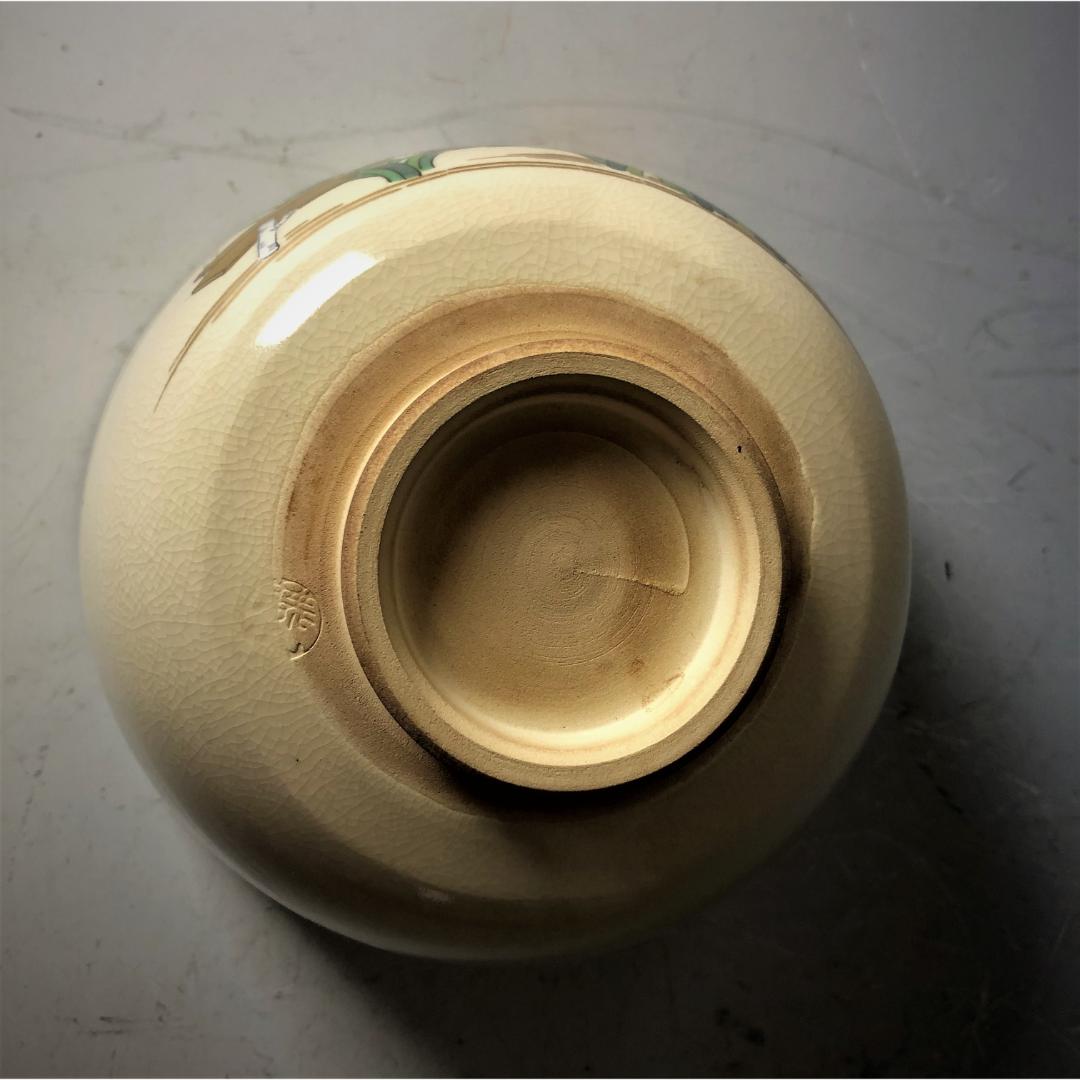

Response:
(347, 346), (784, 790)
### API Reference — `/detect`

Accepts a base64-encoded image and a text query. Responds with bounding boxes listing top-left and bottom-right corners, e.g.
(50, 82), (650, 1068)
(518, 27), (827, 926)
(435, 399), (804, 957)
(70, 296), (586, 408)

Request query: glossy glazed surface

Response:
(81, 146), (909, 957)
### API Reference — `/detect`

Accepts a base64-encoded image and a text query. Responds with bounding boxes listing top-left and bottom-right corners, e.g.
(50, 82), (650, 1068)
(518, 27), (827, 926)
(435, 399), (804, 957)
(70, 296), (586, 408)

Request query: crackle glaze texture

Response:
(81, 146), (909, 958)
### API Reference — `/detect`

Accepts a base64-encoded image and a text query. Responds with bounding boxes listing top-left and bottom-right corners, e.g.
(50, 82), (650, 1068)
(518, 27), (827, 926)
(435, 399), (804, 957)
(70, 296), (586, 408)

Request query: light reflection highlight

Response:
(256, 251), (378, 346)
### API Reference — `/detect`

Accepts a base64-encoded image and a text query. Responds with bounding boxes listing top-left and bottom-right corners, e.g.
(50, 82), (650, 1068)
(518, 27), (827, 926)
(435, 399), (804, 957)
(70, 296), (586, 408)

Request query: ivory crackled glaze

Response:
(82, 147), (910, 959)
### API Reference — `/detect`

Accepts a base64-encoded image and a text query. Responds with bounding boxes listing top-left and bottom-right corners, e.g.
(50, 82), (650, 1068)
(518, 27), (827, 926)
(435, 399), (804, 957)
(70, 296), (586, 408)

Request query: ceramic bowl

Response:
(82, 147), (909, 958)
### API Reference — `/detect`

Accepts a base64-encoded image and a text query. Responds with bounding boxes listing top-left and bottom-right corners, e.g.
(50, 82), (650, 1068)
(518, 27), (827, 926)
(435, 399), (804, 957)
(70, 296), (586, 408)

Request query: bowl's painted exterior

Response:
(81, 147), (909, 959)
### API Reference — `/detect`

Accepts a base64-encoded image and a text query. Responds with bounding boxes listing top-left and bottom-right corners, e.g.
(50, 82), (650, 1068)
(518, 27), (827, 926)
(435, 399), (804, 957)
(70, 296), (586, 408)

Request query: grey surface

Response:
(2, 3), (1077, 1076)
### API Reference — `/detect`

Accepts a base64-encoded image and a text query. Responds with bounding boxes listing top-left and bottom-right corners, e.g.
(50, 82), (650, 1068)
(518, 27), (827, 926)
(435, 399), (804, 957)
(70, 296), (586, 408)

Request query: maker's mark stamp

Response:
(275, 578), (321, 657)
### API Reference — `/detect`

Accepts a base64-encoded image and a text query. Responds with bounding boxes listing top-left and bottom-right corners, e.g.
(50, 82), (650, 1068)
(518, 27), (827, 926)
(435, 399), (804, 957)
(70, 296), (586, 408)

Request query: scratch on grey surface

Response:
(832, 827), (976, 943)
(1003, 417), (1057, 456)
(1043, 333), (1080, 353)
(1008, 1006), (1080, 1063)
(901, 715), (974, 750)
(814, 276), (945, 363)
(6, 105), (335, 172)
(6, 463), (63, 546)
(658, 937), (678, 1028)
(1007, 462), (1036, 488)
(248, 1043), (276, 1075)
(970, 315), (1013, 351)
(958, 976), (993, 1065)
(572, 566), (687, 596)
(1003, 772), (1043, 799)
(65, 286), (160, 299)
(845, 9), (934, 217)
(1047, 909), (1076, 969)
(16, 742), (51, 836)
(712, 176), (1009, 291)
(967, 300), (1079, 353)
(989, 367), (1077, 379)
(916, 493), (1003, 509)
(5, 150), (169, 185)
(82, 94), (1072, 258)
(497, 5), (513, 56)
(8, 99), (1075, 259)
(730, 926), (805, 962)
(192, 99), (914, 192)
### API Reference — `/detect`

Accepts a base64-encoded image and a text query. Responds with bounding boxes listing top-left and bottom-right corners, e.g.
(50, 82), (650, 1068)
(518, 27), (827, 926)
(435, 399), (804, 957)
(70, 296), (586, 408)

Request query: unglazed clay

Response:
(81, 147), (909, 958)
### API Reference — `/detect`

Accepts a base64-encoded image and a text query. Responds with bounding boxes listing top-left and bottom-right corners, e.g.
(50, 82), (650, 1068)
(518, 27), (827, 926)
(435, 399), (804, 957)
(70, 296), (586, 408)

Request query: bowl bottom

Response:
(379, 374), (756, 773)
